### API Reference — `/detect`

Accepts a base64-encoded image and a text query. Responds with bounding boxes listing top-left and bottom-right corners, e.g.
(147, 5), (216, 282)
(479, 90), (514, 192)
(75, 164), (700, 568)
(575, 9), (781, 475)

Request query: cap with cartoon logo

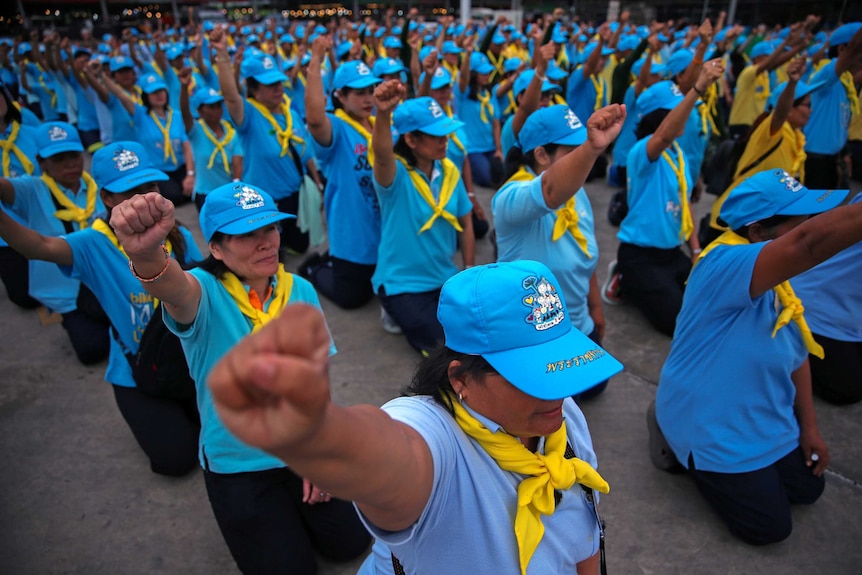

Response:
(392, 96), (463, 136)
(199, 181), (295, 243)
(240, 54), (288, 84)
(518, 105), (587, 153)
(91, 141), (169, 193)
(35, 122), (84, 159)
(333, 60), (381, 90)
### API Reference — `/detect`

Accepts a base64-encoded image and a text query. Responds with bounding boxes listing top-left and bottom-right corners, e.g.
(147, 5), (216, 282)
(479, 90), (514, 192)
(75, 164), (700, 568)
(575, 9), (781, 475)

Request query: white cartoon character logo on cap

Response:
(670, 83), (684, 98)
(262, 57), (274, 70)
(233, 183), (265, 210)
(522, 275), (564, 331)
(428, 100), (443, 118)
(434, 67), (446, 78)
(357, 62), (371, 75)
(113, 147), (140, 172)
(777, 170), (803, 193)
(564, 109), (582, 131)
(48, 126), (68, 141)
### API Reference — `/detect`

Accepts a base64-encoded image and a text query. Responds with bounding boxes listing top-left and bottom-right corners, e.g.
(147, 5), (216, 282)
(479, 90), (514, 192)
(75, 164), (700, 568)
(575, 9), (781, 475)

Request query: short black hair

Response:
(403, 346), (497, 417)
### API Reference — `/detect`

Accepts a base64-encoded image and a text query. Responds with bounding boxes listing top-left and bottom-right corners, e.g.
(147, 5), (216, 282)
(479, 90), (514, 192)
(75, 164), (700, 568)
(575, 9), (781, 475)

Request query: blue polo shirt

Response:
(566, 68), (607, 127)
(165, 268), (333, 473)
(0, 122), (40, 250)
(657, 242), (807, 473)
(677, 101), (710, 183)
(133, 105), (188, 172)
(804, 60), (852, 155)
(372, 160), (471, 296)
(310, 114), (380, 265)
(493, 172), (599, 335)
(455, 87), (498, 153)
(500, 115), (517, 161)
(618, 137), (692, 249)
(108, 93), (138, 143)
(188, 120), (241, 198)
(67, 72), (100, 132)
(61, 226), (201, 387)
(611, 84), (638, 168)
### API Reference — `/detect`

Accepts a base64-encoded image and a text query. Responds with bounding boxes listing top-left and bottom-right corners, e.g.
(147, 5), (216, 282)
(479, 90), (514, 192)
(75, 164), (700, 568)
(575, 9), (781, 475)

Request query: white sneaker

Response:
(380, 306), (402, 334)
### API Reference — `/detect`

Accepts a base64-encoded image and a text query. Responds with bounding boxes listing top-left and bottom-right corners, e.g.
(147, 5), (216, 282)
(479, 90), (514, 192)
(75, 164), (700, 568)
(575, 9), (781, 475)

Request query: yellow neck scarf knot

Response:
(449, 396), (609, 575)
(477, 90), (495, 124)
(589, 74), (607, 112)
(699, 84), (721, 137)
(552, 197), (592, 258)
(198, 119), (236, 174)
(248, 96), (304, 157)
(219, 263), (294, 332)
(334, 109), (375, 166)
(1, 122), (35, 177)
(397, 157), (463, 234)
(149, 110), (178, 165)
(42, 172), (99, 229)
(504, 90), (518, 115)
(661, 142), (693, 241)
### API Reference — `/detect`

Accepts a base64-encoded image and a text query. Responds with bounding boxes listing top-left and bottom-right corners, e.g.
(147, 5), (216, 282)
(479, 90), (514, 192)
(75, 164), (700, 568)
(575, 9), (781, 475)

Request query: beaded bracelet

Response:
(129, 244), (171, 283)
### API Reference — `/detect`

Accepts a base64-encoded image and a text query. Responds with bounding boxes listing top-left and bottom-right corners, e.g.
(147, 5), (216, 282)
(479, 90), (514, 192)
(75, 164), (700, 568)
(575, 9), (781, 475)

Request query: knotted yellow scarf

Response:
(699, 84), (721, 137)
(42, 172), (98, 229)
(695, 231), (824, 358)
(219, 263), (294, 332)
(125, 86), (144, 106)
(589, 74), (606, 112)
(840, 71), (861, 116)
(487, 51), (505, 83)
(247, 95), (304, 158)
(552, 197), (592, 258)
(149, 110), (178, 166)
(505, 165), (534, 185)
(35, 63), (58, 109)
(449, 396), (609, 575)
(198, 119), (236, 174)
(556, 49), (569, 69)
(552, 93), (567, 106)
(397, 157), (463, 234)
(298, 72), (307, 88)
(334, 109), (375, 166)
(503, 90), (518, 115)
(476, 90), (495, 124)
(662, 142), (693, 241)
(443, 61), (460, 84)
(1, 122), (35, 177)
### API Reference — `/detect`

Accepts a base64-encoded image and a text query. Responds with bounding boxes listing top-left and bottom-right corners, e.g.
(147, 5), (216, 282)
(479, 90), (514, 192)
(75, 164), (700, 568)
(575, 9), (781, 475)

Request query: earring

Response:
(458, 393), (463, 404)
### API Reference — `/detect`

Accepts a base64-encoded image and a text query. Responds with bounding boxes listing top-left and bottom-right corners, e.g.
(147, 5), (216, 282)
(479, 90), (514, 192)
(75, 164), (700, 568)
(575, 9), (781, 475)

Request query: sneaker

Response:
(601, 260), (623, 306)
(380, 306), (402, 335)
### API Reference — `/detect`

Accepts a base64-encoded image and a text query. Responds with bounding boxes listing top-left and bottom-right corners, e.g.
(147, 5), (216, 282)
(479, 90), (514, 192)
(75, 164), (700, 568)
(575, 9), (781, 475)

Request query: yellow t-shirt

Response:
(503, 44), (530, 64)
(728, 65), (770, 127)
(849, 88), (862, 142)
(710, 114), (806, 229)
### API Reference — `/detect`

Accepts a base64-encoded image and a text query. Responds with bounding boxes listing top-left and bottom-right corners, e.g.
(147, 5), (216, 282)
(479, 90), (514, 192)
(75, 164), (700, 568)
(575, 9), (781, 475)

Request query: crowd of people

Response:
(1, 6), (861, 574)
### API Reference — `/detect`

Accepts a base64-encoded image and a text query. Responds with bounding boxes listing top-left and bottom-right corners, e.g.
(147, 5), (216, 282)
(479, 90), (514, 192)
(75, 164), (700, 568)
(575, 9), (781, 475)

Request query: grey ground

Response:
(1, 174), (861, 574)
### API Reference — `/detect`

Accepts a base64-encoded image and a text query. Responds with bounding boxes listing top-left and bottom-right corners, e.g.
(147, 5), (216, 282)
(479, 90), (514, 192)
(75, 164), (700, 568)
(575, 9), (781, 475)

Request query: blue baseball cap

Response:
(393, 97), (463, 137)
(336, 41), (353, 59)
(279, 33), (295, 44)
(666, 49), (694, 78)
(92, 141), (169, 193)
(166, 44), (184, 61)
(491, 32), (506, 45)
(203, 21), (215, 32)
(332, 60), (381, 90)
(721, 169), (848, 230)
(519, 105), (587, 153)
(513, 69), (561, 98)
(35, 122), (84, 158)
(240, 54), (287, 84)
(830, 22), (862, 46)
(503, 57), (522, 74)
(191, 87), (224, 109)
(546, 60), (569, 81)
(109, 56), (135, 72)
(421, 67), (453, 90)
(438, 261), (624, 400)
(419, 46), (440, 63)
(200, 181), (294, 243)
(138, 72), (168, 94)
(383, 36), (403, 49)
(618, 35), (641, 52)
(442, 41), (463, 55)
(373, 57), (405, 77)
(765, 79), (825, 112)
(470, 52), (494, 75)
(749, 41), (772, 59)
(246, 34), (260, 45)
(636, 80), (684, 120)
(16, 41), (31, 56)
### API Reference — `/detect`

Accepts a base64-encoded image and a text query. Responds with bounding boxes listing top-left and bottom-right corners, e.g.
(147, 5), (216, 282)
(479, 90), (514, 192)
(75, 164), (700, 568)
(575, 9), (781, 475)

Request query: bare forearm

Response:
(543, 144), (604, 208)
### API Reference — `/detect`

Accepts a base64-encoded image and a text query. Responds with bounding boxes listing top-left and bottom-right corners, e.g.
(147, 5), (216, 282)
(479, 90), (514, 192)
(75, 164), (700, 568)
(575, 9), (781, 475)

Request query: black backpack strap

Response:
(287, 140), (306, 178)
(565, 441), (608, 575)
(110, 324), (136, 367)
(736, 136), (784, 179)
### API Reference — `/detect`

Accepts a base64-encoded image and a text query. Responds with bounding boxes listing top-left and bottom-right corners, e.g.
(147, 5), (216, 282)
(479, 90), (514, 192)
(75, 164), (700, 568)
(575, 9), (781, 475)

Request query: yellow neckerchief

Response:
(694, 231), (824, 358)
(334, 109), (375, 166)
(661, 142), (693, 241)
(503, 89), (518, 115)
(449, 396), (609, 575)
(396, 156), (463, 234)
(149, 109), (178, 166)
(0, 122), (35, 176)
(362, 44), (374, 60)
(700, 83), (721, 136)
(35, 62), (58, 109)
(219, 263), (294, 332)
(552, 197), (592, 258)
(151, 60), (164, 78)
(812, 59), (828, 73)
(197, 118), (236, 174)
(42, 172), (98, 229)
(754, 69), (771, 102)
(487, 50), (505, 83)
(297, 71), (307, 87)
(91, 217), (173, 258)
(443, 60), (460, 82)
(247, 95), (304, 158)
(552, 93), (567, 106)
(476, 89), (495, 123)
(556, 48), (569, 69)
(442, 105), (466, 154)
(588, 73), (606, 112)
(505, 165), (535, 186)
(840, 70), (861, 116)
(124, 86), (144, 106)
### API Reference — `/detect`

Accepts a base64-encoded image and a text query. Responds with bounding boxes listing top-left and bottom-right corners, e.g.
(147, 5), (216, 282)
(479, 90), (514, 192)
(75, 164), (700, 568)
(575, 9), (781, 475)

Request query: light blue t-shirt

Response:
(657, 242), (807, 473)
(133, 105), (188, 172)
(285, 77), (307, 120)
(455, 87), (498, 153)
(497, 89), (518, 125)
(108, 93), (138, 143)
(356, 396), (601, 575)
(61, 226), (201, 387)
(677, 101), (710, 184)
(804, 60), (852, 155)
(372, 160), (471, 296)
(446, 115), (471, 172)
(493, 173), (599, 335)
(618, 137), (692, 249)
(566, 68), (607, 127)
(24, 62), (61, 120)
(0, 122), (41, 249)
(611, 84), (638, 167)
(500, 114), (517, 162)
(165, 268), (333, 473)
(67, 72), (100, 132)
(791, 192), (862, 342)
(188, 120), (240, 197)
(6, 176), (106, 313)
(237, 99), (311, 199)
(310, 114), (380, 264)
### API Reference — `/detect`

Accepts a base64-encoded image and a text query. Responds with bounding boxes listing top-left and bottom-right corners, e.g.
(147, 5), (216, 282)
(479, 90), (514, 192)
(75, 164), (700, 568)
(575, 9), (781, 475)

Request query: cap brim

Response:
(102, 169), (170, 193)
(776, 187), (849, 218)
(196, 95), (225, 106)
(252, 71), (288, 84)
(342, 76), (383, 89)
(418, 117), (464, 137)
(541, 80), (562, 93)
(475, 64), (495, 75)
(552, 128), (588, 147)
(39, 142), (85, 157)
(216, 210), (295, 236)
(482, 327), (623, 400)
(141, 83), (168, 94)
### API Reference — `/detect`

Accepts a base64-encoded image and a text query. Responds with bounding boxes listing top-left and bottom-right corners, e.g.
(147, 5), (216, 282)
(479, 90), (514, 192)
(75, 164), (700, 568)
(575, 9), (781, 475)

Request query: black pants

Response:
(804, 153), (840, 189)
(60, 309), (110, 365)
(161, 165), (192, 207)
(687, 447), (825, 545)
(810, 332), (862, 405)
(0, 246), (39, 309)
(276, 194), (309, 254)
(728, 124), (750, 140)
(378, 286), (444, 355)
(307, 254), (375, 310)
(204, 467), (371, 575)
(112, 384), (199, 476)
(617, 242), (691, 337)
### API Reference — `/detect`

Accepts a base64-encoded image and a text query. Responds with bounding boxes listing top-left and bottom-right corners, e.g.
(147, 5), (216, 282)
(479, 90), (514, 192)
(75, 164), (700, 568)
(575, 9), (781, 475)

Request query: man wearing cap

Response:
(207, 259), (623, 574)
(655, 168), (862, 544)
(566, 25), (615, 161)
(84, 55), (141, 143)
(802, 22), (862, 189)
(0, 121), (109, 365)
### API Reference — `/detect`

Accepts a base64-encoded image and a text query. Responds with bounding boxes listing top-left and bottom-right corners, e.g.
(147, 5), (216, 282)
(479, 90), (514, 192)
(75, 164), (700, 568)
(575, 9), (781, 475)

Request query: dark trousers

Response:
(307, 254), (375, 310)
(60, 309), (110, 365)
(687, 447), (825, 545)
(728, 124), (750, 140)
(112, 384), (199, 476)
(850, 140), (862, 183)
(0, 246), (39, 309)
(78, 128), (101, 151)
(203, 467), (371, 575)
(804, 153), (840, 190)
(810, 333), (862, 405)
(194, 192), (207, 212)
(617, 242), (691, 337)
(276, 194), (309, 255)
(468, 151), (503, 188)
(379, 286), (444, 355)
(161, 165), (191, 207)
